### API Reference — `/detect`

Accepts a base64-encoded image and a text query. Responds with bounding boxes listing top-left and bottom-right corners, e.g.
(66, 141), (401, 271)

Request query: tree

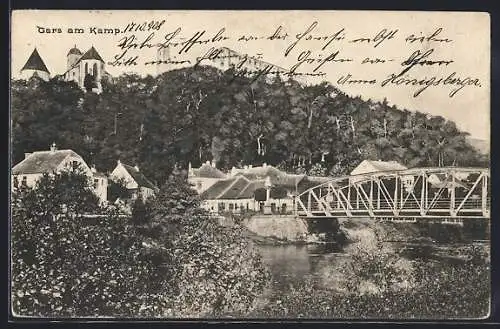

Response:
(145, 171), (270, 316)
(12, 166), (100, 221)
(11, 168), (173, 317)
(131, 197), (151, 226)
(107, 178), (131, 203)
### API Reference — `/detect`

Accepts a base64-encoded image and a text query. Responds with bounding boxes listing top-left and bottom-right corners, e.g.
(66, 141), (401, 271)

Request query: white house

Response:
(350, 160), (408, 184)
(199, 175), (264, 214)
(198, 163), (309, 215)
(11, 143), (108, 204)
(91, 166), (108, 205)
(188, 160), (227, 194)
(110, 160), (158, 201)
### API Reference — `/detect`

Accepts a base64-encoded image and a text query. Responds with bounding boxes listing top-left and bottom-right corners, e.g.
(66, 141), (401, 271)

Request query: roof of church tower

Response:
(79, 46), (104, 62)
(67, 45), (82, 56)
(21, 48), (50, 74)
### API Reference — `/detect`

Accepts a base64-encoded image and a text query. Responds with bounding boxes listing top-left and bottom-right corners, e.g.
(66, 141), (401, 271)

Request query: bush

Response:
(145, 171), (271, 317)
(11, 168), (271, 317)
(249, 234), (490, 319)
(11, 169), (174, 317)
(339, 229), (415, 295)
(131, 197), (152, 226)
(107, 178), (131, 203)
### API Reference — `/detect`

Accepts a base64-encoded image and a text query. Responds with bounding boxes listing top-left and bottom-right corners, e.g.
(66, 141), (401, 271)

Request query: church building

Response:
(20, 48), (50, 81)
(62, 45), (109, 94)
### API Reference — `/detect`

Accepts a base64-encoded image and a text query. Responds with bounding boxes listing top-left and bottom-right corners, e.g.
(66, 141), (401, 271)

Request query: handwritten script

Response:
(37, 20), (483, 98)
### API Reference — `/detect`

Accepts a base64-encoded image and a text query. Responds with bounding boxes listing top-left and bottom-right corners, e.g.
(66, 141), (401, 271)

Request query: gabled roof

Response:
(218, 176), (251, 199)
(200, 176), (255, 200)
(63, 46), (106, 76)
(21, 48), (50, 74)
(238, 180), (266, 199)
(200, 178), (240, 200)
(12, 149), (81, 175)
(120, 163), (157, 190)
(191, 163), (226, 179)
(79, 46), (104, 62)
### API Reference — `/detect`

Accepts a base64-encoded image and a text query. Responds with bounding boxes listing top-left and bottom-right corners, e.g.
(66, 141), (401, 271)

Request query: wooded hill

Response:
(11, 66), (488, 186)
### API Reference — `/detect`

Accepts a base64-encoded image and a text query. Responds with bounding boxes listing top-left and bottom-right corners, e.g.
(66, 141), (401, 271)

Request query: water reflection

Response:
(256, 244), (345, 291)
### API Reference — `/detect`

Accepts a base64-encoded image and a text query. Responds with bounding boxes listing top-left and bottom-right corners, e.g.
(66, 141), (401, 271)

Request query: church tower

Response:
(63, 45), (107, 94)
(20, 48), (50, 81)
(67, 45), (82, 69)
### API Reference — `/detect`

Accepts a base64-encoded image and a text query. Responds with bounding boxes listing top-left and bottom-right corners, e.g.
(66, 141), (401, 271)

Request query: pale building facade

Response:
(188, 161), (227, 194)
(11, 143), (108, 204)
(62, 46), (108, 94)
(110, 160), (157, 201)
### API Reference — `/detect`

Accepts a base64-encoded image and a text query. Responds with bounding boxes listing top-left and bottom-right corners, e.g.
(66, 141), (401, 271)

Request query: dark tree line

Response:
(11, 66), (488, 185)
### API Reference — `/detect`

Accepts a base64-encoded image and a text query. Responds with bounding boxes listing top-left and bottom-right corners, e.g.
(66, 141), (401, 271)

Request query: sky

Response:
(11, 10), (490, 140)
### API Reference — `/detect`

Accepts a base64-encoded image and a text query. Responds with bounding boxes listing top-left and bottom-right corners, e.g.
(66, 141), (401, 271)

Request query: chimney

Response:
(91, 164), (97, 173)
(24, 152), (31, 159)
(231, 166), (237, 176)
(188, 162), (193, 176)
(134, 165), (139, 171)
(117, 159), (121, 165)
(211, 160), (216, 168)
(263, 163), (267, 168)
(205, 160), (210, 166)
(50, 142), (57, 153)
(249, 165), (253, 169)
(244, 165), (248, 170)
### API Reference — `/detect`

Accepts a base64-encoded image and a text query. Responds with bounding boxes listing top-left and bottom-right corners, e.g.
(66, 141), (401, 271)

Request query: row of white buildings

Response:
(11, 143), (157, 206)
(12, 142), (463, 216)
(187, 159), (417, 215)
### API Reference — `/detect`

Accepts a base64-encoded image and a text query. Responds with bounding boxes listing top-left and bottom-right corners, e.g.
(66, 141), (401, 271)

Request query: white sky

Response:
(11, 10), (490, 140)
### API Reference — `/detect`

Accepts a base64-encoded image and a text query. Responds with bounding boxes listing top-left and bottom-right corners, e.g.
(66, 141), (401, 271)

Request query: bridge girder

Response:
(297, 167), (490, 220)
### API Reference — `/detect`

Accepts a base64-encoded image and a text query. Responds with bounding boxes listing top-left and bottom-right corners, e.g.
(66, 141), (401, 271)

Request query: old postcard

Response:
(10, 10), (490, 319)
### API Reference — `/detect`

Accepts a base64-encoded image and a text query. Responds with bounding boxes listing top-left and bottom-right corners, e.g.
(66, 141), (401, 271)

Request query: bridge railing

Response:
(297, 167), (490, 219)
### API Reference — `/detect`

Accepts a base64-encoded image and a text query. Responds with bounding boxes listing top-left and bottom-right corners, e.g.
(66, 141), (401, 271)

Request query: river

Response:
(254, 240), (489, 294)
(255, 244), (349, 293)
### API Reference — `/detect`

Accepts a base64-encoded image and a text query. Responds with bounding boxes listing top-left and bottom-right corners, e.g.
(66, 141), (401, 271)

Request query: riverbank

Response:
(232, 214), (490, 249)
(242, 223), (490, 319)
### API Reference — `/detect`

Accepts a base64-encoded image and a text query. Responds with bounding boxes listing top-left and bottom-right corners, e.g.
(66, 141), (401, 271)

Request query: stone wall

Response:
(243, 215), (310, 241)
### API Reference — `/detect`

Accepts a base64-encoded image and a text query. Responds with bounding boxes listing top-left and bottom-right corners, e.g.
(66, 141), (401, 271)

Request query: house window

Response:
(218, 202), (225, 213)
(229, 203), (234, 211)
(93, 63), (98, 77)
(94, 179), (99, 189)
(13, 176), (19, 188)
(72, 160), (79, 169)
(21, 176), (27, 187)
(85, 63), (88, 74)
(271, 203), (277, 214)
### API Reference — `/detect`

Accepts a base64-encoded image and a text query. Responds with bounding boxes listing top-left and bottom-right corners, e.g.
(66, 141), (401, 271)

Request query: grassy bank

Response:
(240, 218), (491, 319)
(244, 244), (490, 319)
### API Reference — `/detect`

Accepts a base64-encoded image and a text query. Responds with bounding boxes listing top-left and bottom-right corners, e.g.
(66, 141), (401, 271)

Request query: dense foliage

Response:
(142, 170), (270, 316)
(248, 244), (489, 319)
(11, 68), (487, 185)
(11, 169), (269, 317)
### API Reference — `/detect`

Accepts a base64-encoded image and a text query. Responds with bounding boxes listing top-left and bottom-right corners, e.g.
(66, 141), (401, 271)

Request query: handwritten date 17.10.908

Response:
(122, 20), (166, 33)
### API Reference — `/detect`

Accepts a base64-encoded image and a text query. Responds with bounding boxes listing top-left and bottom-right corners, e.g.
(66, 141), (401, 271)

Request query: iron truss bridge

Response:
(296, 167), (490, 220)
